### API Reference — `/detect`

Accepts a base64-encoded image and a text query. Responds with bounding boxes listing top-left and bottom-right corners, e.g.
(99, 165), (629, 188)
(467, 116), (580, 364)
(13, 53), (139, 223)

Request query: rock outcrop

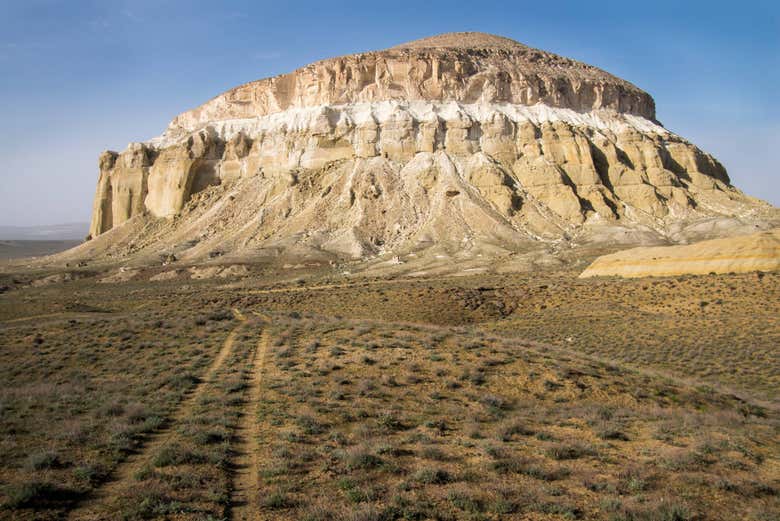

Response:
(82, 32), (775, 267)
(580, 228), (780, 278)
(167, 32), (655, 133)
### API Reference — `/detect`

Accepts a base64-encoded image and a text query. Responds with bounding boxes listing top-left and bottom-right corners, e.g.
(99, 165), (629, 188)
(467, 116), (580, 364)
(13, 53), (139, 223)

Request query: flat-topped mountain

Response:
(73, 32), (774, 271)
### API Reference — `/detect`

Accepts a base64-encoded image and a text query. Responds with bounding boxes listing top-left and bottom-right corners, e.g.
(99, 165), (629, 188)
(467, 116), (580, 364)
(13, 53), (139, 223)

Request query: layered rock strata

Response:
(580, 228), (780, 278)
(86, 33), (772, 262)
(168, 32), (655, 133)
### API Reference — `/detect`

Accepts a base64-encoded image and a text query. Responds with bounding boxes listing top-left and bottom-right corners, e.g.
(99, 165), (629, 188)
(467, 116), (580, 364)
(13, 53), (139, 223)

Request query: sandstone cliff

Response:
(580, 228), (780, 278)
(167, 32), (655, 133)
(81, 32), (775, 268)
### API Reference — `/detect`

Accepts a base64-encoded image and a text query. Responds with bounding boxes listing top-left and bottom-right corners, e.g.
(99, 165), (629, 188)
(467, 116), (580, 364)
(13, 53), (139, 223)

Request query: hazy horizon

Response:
(1, 0), (778, 227)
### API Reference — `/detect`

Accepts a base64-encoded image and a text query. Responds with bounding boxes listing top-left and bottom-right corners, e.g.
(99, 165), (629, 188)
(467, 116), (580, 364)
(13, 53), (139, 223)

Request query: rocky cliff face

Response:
(84, 33), (774, 268)
(167, 33), (655, 133)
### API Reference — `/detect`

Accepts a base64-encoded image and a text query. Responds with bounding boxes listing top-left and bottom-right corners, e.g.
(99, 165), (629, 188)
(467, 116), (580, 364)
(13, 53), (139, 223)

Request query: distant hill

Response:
(0, 222), (88, 241)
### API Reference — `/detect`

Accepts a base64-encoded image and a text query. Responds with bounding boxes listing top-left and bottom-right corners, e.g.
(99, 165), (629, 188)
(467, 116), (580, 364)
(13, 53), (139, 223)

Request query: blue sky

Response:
(1, 0), (777, 226)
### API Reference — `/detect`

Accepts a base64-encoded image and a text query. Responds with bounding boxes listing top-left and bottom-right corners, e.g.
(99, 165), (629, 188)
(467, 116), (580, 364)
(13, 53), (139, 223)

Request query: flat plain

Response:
(0, 240), (81, 260)
(0, 266), (777, 520)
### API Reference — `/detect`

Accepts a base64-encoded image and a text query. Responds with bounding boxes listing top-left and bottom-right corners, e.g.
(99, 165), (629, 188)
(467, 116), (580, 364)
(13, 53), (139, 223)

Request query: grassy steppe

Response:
(0, 268), (777, 520)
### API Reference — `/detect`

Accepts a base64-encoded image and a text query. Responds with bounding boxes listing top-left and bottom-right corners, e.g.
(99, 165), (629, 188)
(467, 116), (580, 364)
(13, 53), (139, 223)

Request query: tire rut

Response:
(230, 312), (271, 520)
(66, 308), (247, 521)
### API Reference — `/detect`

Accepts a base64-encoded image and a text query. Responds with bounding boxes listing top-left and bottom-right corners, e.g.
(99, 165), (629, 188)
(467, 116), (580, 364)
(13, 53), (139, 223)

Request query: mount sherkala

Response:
(64, 33), (776, 274)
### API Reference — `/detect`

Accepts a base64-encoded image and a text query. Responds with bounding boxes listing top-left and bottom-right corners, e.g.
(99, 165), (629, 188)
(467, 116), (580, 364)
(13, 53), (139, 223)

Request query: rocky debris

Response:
(99, 268), (140, 283)
(187, 264), (250, 279)
(74, 32), (775, 267)
(30, 273), (75, 287)
(580, 228), (780, 278)
(160, 253), (177, 264)
(149, 269), (183, 282)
